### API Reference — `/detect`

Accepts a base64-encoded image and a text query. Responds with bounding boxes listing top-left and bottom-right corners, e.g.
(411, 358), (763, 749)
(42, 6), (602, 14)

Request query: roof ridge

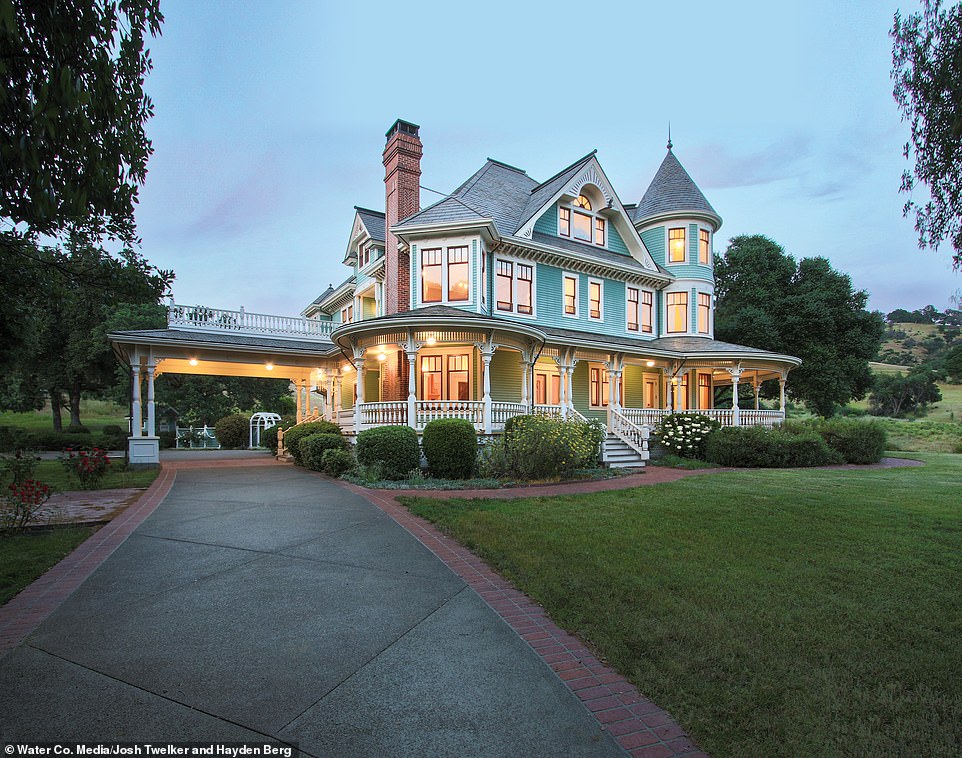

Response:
(354, 205), (385, 217)
(529, 150), (597, 194)
(485, 157), (528, 174)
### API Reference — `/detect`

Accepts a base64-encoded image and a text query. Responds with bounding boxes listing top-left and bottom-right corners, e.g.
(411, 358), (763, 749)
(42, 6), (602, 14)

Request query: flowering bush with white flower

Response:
(655, 414), (720, 459)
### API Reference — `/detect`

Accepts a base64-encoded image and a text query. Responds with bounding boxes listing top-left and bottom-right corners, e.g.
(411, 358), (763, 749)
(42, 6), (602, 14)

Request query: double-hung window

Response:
(588, 279), (603, 320)
(589, 366), (610, 408)
(699, 230), (710, 265)
(698, 293), (711, 334)
(563, 274), (578, 316)
(668, 228), (686, 263)
(698, 374), (712, 409)
(421, 353), (471, 401)
(495, 259), (534, 315)
(641, 290), (653, 333)
(667, 292), (687, 333)
(627, 287), (639, 331)
(447, 246), (469, 301)
(421, 245), (471, 304)
(340, 304), (353, 324)
(421, 248), (443, 303)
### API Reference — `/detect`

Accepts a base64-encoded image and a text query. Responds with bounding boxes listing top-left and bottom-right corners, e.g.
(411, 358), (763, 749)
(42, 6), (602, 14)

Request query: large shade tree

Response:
(714, 235), (885, 417)
(892, 0), (962, 268)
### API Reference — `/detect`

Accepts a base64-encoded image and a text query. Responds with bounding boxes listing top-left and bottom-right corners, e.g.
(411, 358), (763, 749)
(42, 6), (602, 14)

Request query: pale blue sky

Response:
(134, 0), (958, 316)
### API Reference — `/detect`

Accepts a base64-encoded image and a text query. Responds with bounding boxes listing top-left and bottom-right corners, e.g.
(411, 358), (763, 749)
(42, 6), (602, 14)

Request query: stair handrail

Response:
(277, 413), (323, 457)
(608, 407), (649, 456)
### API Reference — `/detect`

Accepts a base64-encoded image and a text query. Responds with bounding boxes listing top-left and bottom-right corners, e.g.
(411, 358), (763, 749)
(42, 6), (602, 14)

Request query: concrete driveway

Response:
(0, 463), (623, 757)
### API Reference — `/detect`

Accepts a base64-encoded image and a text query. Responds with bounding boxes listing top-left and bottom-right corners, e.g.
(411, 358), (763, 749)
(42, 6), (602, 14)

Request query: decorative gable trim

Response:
(515, 156), (659, 273)
(343, 210), (371, 264)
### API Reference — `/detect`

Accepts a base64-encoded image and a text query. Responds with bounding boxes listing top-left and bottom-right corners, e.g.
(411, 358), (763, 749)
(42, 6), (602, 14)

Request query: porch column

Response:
(295, 378), (303, 422)
(333, 372), (343, 425)
(131, 364), (143, 437)
(520, 359), (530, 407)
(779, 375), (787, 414)
(613, 370), (623, 411)
(481, 348), (493, 435)
(355, 355), (366, 435)
(327, 374), (335, 421)
(146, 361), (156, 437)
(406, 349), (418, 430)
(557, 362), (567, 418)
(753, 372), (760, 411)
(730, 368), (742, 426)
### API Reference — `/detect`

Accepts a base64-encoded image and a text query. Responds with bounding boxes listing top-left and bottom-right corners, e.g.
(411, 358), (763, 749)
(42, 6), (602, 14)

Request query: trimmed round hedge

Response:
(214, 414), (250, 449)
(422, 418), (477, 479)
(299, 433), (348, 471)
(321, 448), (355, 477)
(356, 425), (420, 480)
(282, 420), (342, 464)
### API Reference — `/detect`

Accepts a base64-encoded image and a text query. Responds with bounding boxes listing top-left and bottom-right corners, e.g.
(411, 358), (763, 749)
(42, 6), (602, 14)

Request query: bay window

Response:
(420, 245), (473, 304)
(447, 246), (469, 301)
(422, 248), (442, 302)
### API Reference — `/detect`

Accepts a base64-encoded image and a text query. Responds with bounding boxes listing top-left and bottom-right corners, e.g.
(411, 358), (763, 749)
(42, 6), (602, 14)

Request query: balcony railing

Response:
(167, 302), (334, 340)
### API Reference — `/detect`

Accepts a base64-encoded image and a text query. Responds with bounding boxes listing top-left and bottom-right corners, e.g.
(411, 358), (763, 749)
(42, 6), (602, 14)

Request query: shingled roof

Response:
(395, 159), (536, 236)
(355, 206), (385, 242)
(632, 148), (720, 225)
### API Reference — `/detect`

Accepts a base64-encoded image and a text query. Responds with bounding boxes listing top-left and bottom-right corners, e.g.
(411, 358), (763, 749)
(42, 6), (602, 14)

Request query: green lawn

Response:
(402, 454), (962, 758)
(29, 460), (158, 492)
(0, 399), (127, 432)
(0, 526), (95, 605)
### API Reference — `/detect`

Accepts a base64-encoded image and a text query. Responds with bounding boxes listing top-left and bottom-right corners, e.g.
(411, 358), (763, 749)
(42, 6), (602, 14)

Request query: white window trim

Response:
(626, 286), (639, 333)
(667, 226), (687, 264)
(698, 228), (711, 266)
(558, 197), (607, 248)
(588, 277), (604, 321)
(697, 291), (712, 335)
(418, 347), (475, 401)
(642, 288), (655, 334)
(665, 290), (689, 334)
(562, 272), (580, 319)
(493, 255), (537, 319)
(418, 243), (475, 307)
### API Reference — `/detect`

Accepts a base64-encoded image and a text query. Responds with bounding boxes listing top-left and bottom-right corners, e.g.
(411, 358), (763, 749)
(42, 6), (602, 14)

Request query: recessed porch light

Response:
(188, 358), (198, 366)
(265, 362), (274, 371)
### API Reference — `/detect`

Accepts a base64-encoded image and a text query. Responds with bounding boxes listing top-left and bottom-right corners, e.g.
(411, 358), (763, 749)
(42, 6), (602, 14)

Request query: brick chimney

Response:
(383, 119), (422, 314)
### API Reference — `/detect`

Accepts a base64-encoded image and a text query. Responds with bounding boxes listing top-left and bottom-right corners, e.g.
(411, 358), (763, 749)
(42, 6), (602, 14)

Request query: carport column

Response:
(480, 344), (494, 435)
(145, 361), (156, 436)
(131, 363), (142, 436)
(406, 349), (418, 430)
(729, 367), (743, 426)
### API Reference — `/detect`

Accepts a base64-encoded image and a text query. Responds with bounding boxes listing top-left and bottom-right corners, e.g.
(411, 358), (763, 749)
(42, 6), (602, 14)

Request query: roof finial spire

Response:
(667, 122), (673, 151)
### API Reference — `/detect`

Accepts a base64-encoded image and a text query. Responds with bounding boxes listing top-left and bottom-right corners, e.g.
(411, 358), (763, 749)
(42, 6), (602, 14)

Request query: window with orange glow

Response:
(668, 228), (686, 263)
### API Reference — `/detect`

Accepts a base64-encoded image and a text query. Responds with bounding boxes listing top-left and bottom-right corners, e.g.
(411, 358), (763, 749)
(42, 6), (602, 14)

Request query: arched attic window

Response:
(559, 185), (606, 247)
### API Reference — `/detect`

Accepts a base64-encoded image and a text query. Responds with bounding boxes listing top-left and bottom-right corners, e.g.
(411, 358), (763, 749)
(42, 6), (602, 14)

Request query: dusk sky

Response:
(134, 0), (959, 318)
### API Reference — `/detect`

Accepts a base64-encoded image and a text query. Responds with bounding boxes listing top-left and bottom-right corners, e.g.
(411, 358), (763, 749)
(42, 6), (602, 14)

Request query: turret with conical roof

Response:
(632, 145), (721, 230)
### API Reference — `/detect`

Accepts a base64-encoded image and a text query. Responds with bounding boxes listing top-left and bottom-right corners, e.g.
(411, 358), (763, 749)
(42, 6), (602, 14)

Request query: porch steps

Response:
(603, 433), (648, 469)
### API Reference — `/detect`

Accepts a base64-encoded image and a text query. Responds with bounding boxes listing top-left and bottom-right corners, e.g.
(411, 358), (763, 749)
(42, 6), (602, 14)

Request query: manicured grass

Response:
(30, 460), (158, 491)
(0, 526), (95, 605)
(0, 399), (127, 432)
(402, 454), (962, 757)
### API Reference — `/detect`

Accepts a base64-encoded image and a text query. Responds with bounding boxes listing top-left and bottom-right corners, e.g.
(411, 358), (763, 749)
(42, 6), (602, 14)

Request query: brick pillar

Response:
(383, 119), (422, 315)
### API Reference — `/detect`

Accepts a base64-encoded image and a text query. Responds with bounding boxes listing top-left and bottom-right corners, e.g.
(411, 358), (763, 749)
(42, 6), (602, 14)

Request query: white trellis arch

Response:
(250, 412), (282, 448)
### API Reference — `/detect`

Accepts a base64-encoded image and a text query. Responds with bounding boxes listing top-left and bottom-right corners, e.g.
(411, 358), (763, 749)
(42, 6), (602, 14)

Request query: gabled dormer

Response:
(344, 206), (386, 273)
(513, 153), (660, 274)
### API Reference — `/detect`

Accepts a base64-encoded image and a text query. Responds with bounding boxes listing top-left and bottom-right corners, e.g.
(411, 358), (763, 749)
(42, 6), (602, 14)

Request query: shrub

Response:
(816, 419), (887, 464)
(59, 446), (111, 489)
(422, 418), (477, 479)
(1, 479), (52, 531)
(321, 448), (355, 477)
(356, 426), (420, 480)
(282, 420), (342, 464)
(0, 450), (41, 485)
(0, 426), (30, 453)
(214, 414), (250, 449)
(655, 414), (720, 459)
(482, 415), (602, 480)
(299, 433), (348, 471)
(29, 430), (99, 451)
(705, 427), (841, 468)
(158, 431), (176, 449)
(102, 424), (124, 435)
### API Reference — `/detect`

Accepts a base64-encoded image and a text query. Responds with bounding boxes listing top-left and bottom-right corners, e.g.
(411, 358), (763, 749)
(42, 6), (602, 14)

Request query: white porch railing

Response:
(622, 408), (785, 428)
(532, 404), (563, 418)
(492, 402), (527, 427)
(167, 302), (333, 340)
(415, 400), (484, 431)
(358, 401), (408, 427)
(607, 409), (650, 456)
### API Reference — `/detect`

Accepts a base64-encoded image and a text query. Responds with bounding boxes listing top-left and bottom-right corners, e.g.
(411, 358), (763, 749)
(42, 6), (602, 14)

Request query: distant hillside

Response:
(875, 321), (961, 368)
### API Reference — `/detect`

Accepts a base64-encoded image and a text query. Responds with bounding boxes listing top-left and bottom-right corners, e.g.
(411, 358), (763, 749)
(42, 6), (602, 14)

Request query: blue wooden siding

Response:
(534, 205), (558, 235)
(608, 224), (630, 255)
(640, 227), (665, 267)
(690, 287), (697, 332)
(531, 265), (641, 339)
